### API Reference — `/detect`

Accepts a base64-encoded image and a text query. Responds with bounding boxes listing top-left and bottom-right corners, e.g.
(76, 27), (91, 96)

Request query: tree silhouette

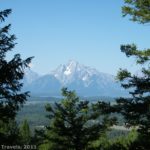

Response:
(0, 9), (33, 144)
(38, 88), (114, 150)
(116, 0), (150, 149)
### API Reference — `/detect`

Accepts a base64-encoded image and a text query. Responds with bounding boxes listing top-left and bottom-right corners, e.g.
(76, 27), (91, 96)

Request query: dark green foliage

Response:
(114, 1), (150, 149)
(0, 9), (33, 122)
(16, 98), (126, 134)
(0, 9), (33, 144)
(89, 129), (138, 150)
(19, 119), (31, 144)
(0, 119), (20, 145)
(39, 88), (114, 150)
(116, 41), (150, 148)
(108, 129), (138, 150)
(122, 0), (150, 24)
(120, 44), (150, 64)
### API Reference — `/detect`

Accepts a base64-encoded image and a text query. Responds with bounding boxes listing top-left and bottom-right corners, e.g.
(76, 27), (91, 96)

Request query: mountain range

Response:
(23, 60), (127, 97)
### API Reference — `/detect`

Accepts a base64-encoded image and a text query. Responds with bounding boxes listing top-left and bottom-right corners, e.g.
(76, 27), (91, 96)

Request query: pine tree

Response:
(122, 0), (150, 24)
(40, 88), (113, 150)
(0, 9), (33, 144)
(0, 119), (20, 145)
(19, 119), (31, 144)
(116, 0), (150, 149)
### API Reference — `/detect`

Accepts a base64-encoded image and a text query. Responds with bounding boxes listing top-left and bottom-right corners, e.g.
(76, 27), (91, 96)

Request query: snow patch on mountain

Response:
(23, 60), (127, 97)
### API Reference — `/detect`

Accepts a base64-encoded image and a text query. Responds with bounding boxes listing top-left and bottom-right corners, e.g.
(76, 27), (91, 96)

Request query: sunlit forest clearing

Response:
(1, 0), (150, 150)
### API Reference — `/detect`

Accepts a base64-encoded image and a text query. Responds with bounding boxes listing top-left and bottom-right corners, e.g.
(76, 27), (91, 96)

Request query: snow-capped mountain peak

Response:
(64, 67), (72, 75)
(51, 60), (114, 86)
(23, 60), (127, 97)
(64, 60), (79, 75)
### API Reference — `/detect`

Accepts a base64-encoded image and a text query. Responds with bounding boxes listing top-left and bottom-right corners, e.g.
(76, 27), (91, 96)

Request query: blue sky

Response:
(1, 0), (150, 75)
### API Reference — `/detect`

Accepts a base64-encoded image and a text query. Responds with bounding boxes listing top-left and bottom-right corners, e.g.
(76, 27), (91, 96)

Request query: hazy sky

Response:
(1, 0), (150, 75)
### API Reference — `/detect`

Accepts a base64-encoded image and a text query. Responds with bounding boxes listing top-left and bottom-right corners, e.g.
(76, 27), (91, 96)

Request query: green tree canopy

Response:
(115, 0), (150, 149)
(19, 119), (31, 144)
(122, 0), (150, 24)
(0, 9), (33, 122)
(0, 9), (33, 145)
(39, 88), (115, 150)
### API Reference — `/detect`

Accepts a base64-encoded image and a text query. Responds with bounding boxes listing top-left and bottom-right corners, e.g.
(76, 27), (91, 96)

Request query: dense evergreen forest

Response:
(1, 0), (150, 149)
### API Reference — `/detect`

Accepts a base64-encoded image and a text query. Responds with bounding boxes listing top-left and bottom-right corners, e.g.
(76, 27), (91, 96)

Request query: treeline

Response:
(1, 0), (150, 149)
(16, 97), (120, 129)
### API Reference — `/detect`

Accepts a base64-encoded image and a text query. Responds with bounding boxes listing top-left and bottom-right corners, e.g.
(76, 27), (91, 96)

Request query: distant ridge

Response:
(23, 60), (127, 97)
